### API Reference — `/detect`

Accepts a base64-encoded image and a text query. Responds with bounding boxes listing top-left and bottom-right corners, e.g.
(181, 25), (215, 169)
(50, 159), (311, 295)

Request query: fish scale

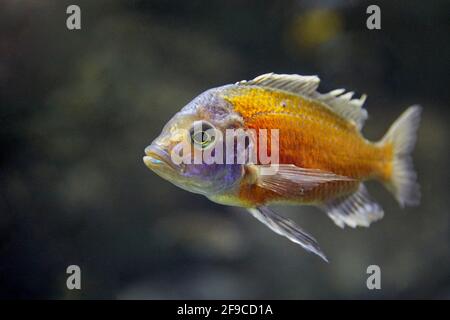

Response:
(224, 87), (388, 181)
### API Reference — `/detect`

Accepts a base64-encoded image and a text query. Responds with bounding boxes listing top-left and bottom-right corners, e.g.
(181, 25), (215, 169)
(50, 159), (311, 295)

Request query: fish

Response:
(143, 73), (421, 262)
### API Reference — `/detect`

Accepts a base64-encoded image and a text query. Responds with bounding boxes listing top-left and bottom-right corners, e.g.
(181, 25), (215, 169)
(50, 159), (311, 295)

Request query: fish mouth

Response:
(143, 145), (177, 171)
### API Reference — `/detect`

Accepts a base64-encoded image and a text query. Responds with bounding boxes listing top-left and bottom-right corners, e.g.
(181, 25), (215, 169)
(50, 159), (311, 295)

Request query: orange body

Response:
(222, 87), (393, 206)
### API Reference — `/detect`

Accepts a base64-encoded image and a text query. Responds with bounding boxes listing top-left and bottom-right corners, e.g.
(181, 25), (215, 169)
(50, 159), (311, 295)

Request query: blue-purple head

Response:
(143, 87), (245, 198)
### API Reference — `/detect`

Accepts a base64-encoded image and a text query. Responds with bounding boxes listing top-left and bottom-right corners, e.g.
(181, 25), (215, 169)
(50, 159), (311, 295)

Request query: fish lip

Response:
(143, 145), (177, 170)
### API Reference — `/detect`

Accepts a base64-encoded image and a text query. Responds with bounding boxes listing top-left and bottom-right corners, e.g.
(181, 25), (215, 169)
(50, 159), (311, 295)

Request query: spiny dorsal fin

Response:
(237, 73), (368, 129)
(237, 73), (320, 95)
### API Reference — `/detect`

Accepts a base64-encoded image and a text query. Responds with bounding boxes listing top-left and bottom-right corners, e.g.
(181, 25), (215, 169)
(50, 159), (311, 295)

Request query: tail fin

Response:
(380, 105), (422, 207)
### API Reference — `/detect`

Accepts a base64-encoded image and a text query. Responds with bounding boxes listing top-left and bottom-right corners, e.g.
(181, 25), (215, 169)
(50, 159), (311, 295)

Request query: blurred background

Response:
(0, 0), (449, 299)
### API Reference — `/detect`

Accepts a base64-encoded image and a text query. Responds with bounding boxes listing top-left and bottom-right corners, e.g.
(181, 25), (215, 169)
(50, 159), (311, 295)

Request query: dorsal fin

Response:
(237, 73), (321, 95)
(237, 73), (368, 129)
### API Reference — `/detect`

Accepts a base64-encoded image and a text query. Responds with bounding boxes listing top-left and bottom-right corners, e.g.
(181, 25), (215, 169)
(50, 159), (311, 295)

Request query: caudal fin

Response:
(380, 105), (422, 207)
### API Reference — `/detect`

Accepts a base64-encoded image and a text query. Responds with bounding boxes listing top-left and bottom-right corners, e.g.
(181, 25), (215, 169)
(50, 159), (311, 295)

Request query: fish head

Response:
(143, 86), (245, 197)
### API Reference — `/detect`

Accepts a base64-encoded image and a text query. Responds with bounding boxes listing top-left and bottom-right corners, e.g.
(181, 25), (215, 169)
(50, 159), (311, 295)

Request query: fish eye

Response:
(190, 121), (216, 149)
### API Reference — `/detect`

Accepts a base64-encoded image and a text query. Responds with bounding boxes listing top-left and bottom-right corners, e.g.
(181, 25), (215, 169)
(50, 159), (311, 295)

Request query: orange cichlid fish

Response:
(143, 73), (421, 261)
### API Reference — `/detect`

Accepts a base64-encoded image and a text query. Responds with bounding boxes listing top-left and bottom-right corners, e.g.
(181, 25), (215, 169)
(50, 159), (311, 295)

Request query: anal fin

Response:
(321, 184), (384, 228)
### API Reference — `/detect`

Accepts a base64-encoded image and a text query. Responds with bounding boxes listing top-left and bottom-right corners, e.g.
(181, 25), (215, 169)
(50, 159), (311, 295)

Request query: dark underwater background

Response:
(0, 0), (449, 299)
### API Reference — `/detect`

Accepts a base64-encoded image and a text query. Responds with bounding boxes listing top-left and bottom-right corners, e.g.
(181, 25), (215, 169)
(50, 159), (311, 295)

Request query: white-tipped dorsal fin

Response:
(237, 73), (368, 129)
(321, 184), (384, 228)
(237, 73), (320, 95)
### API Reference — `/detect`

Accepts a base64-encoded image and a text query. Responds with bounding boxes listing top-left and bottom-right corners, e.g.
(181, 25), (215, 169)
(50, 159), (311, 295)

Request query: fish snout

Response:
(143, 144), (172, 169)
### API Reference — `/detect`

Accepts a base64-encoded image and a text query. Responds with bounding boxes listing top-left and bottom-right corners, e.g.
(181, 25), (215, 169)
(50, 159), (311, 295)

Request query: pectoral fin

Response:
(247, 206), (328, 262)
(256, 164), (355, 198)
